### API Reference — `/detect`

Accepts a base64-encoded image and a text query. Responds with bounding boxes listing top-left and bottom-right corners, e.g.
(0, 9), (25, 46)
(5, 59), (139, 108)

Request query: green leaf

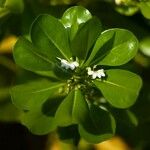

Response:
(55, 89), (116, 143)
(71, 17), (102, 61)
(79, 126), (114, 144)
(61, 6), (92, 40)
(55, 89), (89, 126)
(53, 64), (73, 80)
(79, 104), (116, 143)
(13, 37), (53, 71)
(87, 29), (138, 66)
(94, 69), (142, 108)
(85, 30), (115, 66)
(34, 70), (59, 79)
(31, 14), (71, 61)
(139, 1), (150, 19)
(21, 106), (56, 135)
(80, 104), (116, 135)
(11, 79), (65, 110)
(42, 96), (65, 117)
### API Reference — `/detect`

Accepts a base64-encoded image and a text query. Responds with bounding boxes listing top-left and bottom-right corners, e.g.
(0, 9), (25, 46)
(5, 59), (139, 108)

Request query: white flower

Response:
(87, 67), (105, 79)
(57, 57), (79, 70)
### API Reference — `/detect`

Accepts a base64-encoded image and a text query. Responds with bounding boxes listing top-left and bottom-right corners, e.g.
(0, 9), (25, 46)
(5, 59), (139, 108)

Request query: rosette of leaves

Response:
(11, 6), (142, 143)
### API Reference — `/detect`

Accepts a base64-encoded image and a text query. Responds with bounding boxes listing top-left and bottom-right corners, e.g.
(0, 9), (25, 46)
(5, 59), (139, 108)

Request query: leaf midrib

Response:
(29, 83), (65, 93)
(85, 36), (132, 66)
(30, 47), (53, 65)
(37, 23), (69, 60)
(103, 80), (137, 94)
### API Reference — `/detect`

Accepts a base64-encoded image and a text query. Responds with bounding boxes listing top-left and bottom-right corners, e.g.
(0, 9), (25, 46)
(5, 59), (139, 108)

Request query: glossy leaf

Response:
(94, 69), (142, 108)
(13, 37), (53, 71)
(85, 30), (115, 66)
(140, 2), (150, 19)
(87, 29), (138, 66)
(11, 79), (65, 110)
(61, 6), (92, 40)
(31, 14), (71, 61)
(79, 104), (116, 143)
(21, 106), (56, 135)
(55, 89), (89, 126)
(71, 17), (102, 61)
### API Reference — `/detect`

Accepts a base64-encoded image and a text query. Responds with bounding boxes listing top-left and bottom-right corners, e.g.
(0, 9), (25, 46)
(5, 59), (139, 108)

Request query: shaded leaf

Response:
(81, 104), (116, 134)
(79, 104), (116, 143)
(53, 64), (73, 80)
(42, 96), (65, 117)
(57, 125), (80, 144)
(79, 126), (113, 144)
(55, 89), (89, 126)
(71, 17), (102, 61)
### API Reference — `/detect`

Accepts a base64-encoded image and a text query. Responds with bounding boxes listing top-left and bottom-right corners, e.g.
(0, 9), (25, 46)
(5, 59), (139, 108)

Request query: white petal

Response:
(73, 61), (79, 67)
(88, 70), (94, 75)
(97, 74), (102, 78)
(92, 73), (97, 79)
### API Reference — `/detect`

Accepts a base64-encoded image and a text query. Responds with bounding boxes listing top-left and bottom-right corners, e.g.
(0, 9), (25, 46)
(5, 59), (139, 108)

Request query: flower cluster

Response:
(57, 57), (79, 70)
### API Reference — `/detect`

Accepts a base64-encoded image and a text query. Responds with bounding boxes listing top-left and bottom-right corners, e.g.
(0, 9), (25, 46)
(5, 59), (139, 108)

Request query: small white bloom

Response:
(87, 67), (105, 79)
(57, 57), (79, 70)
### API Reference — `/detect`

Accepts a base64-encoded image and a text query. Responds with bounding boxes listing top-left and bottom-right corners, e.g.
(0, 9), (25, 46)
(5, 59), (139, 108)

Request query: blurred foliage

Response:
(0, 0), (150, 150)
